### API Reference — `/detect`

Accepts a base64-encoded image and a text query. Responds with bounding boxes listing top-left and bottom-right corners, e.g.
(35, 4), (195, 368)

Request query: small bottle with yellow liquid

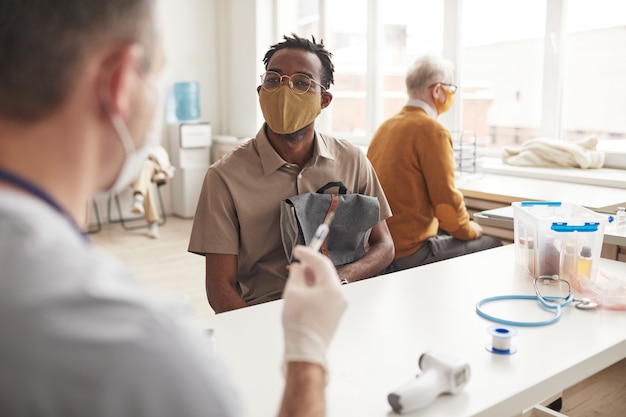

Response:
(577, 246), (593, 286)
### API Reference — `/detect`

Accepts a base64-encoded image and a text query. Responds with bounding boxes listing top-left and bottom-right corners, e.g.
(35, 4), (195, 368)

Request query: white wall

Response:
(160, 0), (272, 139)
(158, 0), (219, 130)
(92, 0), (220, 224)
(89, 0), (274, 225)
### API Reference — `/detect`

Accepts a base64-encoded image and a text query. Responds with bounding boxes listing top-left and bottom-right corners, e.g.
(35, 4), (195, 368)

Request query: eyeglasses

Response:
(260, 71), (326, 94)
(429, 82), (458, 94)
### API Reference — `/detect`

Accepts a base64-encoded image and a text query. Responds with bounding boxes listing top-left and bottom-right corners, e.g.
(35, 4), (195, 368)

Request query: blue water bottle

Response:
(173, 81), (201, 121)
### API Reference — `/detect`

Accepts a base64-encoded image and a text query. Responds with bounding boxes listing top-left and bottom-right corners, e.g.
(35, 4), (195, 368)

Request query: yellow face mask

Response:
(259, 86), (322, 134)
(435, 88), (455, 115)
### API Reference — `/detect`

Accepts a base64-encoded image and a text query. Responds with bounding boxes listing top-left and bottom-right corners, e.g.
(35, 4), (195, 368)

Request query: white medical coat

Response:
(0, 190), (241, 417)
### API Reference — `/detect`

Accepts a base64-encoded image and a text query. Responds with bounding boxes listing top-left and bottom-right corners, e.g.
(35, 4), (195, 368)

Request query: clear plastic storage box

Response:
(513, 202), (606, 287)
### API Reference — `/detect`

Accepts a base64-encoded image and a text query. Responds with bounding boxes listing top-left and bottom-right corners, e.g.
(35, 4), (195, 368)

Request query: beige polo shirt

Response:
(188, 126), (391, 306)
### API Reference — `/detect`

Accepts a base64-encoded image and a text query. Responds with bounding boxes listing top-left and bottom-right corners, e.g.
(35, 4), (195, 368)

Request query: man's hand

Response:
(282, 246), (348, 370)
(470, 220), (484, 238)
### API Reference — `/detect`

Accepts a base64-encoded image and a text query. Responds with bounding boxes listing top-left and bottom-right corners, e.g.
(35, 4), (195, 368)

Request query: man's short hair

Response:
(262, 33), (335, 91)
(405, 55), (454, 97)
(0, 0), (156, 122)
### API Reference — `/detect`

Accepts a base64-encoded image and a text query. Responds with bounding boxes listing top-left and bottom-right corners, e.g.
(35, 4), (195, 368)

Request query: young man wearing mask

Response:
(367, 55), (501, 273)
(189, 34), (394, 313)
(0, 2), (347, 416)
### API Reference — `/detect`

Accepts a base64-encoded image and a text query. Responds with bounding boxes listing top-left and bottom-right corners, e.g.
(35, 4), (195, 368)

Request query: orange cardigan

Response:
(367, 106), (477, 258)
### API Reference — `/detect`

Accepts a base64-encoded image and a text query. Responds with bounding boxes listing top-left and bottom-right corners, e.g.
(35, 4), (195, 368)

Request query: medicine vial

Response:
(538, 236), (560, 277)
(577, 246), (593, 282)
(561, 240), (577, 286)
(617, 207), (626, 229)
(526, 237), (535, 277)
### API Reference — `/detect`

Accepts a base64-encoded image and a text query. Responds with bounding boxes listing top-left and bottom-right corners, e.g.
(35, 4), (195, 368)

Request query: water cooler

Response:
(168, 122), (211, 218)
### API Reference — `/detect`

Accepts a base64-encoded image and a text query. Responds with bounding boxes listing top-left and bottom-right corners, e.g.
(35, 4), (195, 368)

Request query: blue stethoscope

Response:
(476, 275), (598, 327)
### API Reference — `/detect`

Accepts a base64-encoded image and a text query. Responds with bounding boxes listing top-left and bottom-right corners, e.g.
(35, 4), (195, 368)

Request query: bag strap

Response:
(320, 194), (340, 258)
(316, 181), (347, 195)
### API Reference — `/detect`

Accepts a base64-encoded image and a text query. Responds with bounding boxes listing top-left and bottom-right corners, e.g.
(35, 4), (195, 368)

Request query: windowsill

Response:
(476, 157), (626, 189)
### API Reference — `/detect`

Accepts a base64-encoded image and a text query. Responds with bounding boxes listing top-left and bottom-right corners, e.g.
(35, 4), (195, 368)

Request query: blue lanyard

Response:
(0, 167), (89, 243)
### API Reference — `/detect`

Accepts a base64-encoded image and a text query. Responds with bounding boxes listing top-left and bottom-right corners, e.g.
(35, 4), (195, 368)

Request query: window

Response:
(275, 0), (320, 40)
(323, 1), (445, 144)
(381, 1), (444, 119)
(461, 0), (546, 148)
(275, 0), (443, 144)
(561, 0), (626, 142)
(324, 0), (368, 141)
(274, 0), (626, 161)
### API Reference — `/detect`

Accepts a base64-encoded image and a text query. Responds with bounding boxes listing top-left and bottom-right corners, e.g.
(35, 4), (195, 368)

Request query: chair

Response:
(86, 200), (102, 234)
(107, 181), (167, 231)
(107, 146), (174, 232)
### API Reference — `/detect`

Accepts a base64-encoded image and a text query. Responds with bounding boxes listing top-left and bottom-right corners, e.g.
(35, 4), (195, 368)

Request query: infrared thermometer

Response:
(388, 351), (470, 414)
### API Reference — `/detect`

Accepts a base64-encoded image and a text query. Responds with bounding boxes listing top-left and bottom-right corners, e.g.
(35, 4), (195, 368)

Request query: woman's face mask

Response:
(259, 86), (322, 134)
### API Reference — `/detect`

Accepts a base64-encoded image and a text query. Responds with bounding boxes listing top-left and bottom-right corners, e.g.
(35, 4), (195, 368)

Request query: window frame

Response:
(304, 0), (566, 145)
(271, 0), (625, 172)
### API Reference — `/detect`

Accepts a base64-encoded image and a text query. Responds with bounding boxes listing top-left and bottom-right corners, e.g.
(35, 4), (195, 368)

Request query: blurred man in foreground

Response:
(0, 1), (346, 416)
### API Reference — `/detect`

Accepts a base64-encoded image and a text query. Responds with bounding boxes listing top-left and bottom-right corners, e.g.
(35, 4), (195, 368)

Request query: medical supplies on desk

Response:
(388, 352), (470, 414)
(514, 202), (605, 282)
(513, 202), (626, 310)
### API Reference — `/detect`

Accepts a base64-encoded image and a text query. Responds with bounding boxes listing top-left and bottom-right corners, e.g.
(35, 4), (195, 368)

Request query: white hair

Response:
(405, 55), (455, 98)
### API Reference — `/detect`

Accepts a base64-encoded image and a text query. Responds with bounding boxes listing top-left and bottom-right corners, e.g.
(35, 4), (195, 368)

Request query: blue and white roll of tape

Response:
(486, 325), (518, 355)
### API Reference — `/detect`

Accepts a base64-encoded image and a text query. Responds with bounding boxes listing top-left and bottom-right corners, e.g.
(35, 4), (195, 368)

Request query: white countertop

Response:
(457, 172), (625, 212)
(211, 245), (626, 417)
(478, 158), (626, 189)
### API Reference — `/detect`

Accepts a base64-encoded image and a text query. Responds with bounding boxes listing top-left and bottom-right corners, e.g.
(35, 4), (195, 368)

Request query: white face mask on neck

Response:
(100, 75), (165, 194)
(106, 114), (158, 193)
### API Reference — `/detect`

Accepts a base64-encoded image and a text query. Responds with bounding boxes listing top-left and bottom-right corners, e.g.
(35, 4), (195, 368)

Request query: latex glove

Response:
(282, 245), (348, 371)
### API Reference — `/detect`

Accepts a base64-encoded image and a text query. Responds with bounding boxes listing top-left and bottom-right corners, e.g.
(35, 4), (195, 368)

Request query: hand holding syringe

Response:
(308, 212), (335, 252)
(293, 212), (346, 285)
